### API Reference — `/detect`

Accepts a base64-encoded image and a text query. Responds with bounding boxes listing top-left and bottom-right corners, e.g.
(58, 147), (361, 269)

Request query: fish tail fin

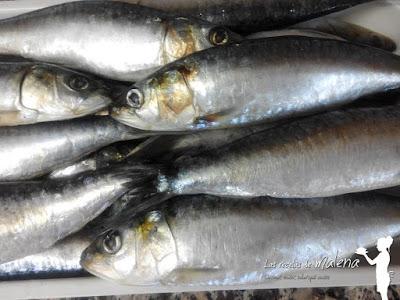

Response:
(108, 162), (169, 198)
(97, 162), (172, 228)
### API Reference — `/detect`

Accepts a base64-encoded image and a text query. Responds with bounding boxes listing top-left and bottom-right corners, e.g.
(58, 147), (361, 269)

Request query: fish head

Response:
(163, 17), (242, 63)
(112, 62), (201, 131)
(81, 210), (178, 285)
(20, 65), (112, 121)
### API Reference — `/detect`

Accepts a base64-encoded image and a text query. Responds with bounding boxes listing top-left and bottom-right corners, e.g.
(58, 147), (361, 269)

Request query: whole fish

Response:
(0, 1), (241, 81)
(113, 37), (400, 131)
(0, 117), (151, 181)
(125, 0), (373, 33)
(0, 164), (159, 264)
(124, 106), (400, 199)
(81, 193), (400, 286)
(0, 60), (112, 126)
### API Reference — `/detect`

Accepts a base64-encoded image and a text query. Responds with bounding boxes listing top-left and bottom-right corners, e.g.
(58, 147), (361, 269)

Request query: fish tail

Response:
(108, 162), (167, 197)
(99, 162), (171, 228)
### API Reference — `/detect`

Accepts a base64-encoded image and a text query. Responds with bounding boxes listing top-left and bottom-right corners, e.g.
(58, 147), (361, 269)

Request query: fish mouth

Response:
(74, 95), (112, 116)
(79, 249), (111, 281)
(80, 250), (133, 285)
(110, 107), (147, 129)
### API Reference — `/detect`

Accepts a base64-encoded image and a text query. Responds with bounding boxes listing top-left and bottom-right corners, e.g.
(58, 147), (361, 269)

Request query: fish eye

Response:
(209, 27), (229, 46)
(102, 230), (122, 254)
(68, 75), (90, 91)
(126, 88), (144, 109)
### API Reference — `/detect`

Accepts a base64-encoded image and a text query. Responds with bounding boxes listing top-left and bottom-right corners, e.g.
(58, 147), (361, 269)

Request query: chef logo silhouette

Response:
(356, 236), (393, 300)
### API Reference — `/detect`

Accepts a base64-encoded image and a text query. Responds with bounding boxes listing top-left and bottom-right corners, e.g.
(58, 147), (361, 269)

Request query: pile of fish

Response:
(0, 0), (399, 288)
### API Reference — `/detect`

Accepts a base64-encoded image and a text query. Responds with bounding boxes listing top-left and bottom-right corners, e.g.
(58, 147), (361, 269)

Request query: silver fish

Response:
(81, 193), (400, 286)
(126, 106), (400, 199)
(0, 60), (112, 126)
(0, 1), (241, 82)
(113, 36), (400, 131)
(0, 164), (158, 264)
(124, 0), (374, 33)
(0, 117), (150, 181)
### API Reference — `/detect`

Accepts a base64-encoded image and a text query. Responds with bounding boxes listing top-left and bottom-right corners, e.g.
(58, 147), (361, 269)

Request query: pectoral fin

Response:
(193, 108), (237, 128)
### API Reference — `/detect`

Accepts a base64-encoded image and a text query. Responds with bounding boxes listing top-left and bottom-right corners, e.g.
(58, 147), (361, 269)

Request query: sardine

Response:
(0, 163), (158, 264)
(0, 60), (112, 126)
(81, 193), (400, 285)
(0, 1), (241, 82)
(124, 106), (400, 199)
(0, 117), (151, 181)
(113, 37), (400, 131)
(124, 0), (374, 34)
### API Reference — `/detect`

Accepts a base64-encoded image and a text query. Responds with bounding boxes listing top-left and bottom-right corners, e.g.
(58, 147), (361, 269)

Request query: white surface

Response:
(333, 0), (400, 54)
(0, 0), (399, 298)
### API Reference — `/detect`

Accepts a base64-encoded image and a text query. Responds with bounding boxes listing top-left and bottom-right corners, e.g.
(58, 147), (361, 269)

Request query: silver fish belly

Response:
(0, 117), (147, 181)
(114, 37), (400, 131)
(162, 106), (400, 198)
(0, 1), (240, 81)
(81, 193), (400, 285)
